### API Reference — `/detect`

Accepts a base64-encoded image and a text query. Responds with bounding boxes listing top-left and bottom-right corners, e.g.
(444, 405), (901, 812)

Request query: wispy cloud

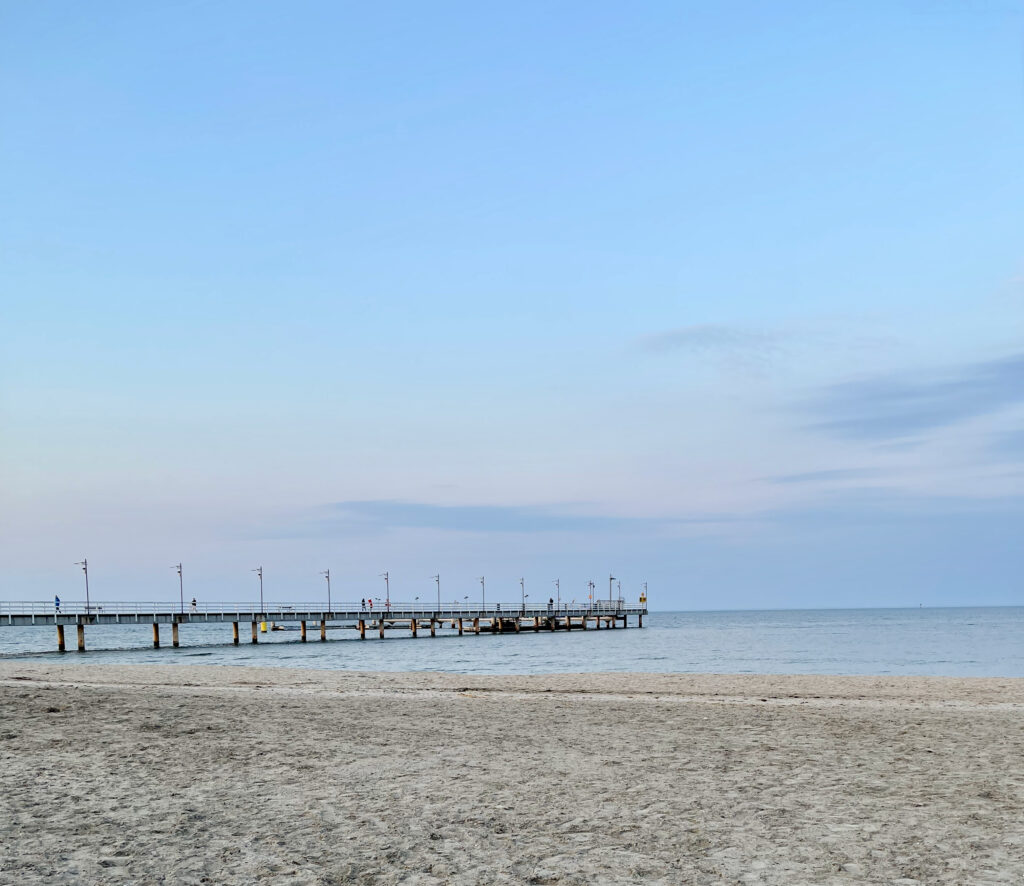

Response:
(767, 467), (884, 485)
(264, 500), (737, 539)
(992, 428), (1024, 459)
(806, 352), (1024, 442)
(638, 324), (776, 354)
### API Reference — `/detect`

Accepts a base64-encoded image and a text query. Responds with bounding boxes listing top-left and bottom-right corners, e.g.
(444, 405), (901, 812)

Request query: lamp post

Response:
(172, 563), (183, 614)
(75, 559), (90, 614)
(520, 577), (525, 609)
(588, 580), (594, 610)
(321, 569), (331, 611)
(380, 572), (389, 607)
(609, 574), (616, 603)
(553, 578), (560, 610)
(252, 566), (263, 612)
(478, 576), (485, 610)
(432, 574), (440, 611)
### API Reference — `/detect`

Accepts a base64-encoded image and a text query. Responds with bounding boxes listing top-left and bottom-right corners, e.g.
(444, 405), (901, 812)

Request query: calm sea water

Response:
(1, 608), (1021, 677)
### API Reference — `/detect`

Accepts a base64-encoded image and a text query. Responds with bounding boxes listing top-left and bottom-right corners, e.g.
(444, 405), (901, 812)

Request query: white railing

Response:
(1, 599), (645, 617)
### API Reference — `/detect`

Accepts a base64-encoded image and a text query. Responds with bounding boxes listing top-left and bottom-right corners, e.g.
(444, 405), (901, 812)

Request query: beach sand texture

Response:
(1, 663), (1022, 885)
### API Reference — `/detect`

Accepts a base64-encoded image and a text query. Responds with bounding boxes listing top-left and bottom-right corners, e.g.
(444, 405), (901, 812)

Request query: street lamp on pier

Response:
(478, 576), (485, 610)
(75, 559), (90, 615)
(432, 574), (440, 611)
(252, 566), (263, 612)
(321, 569), (331, 611)
(171, 563), (183, 614)
(553, 578), (560, 610)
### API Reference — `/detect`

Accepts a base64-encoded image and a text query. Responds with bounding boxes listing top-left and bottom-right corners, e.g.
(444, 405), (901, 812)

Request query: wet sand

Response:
(1, 663), (1022, 884)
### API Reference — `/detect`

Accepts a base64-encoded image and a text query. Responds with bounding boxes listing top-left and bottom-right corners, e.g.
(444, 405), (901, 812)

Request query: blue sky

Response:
(2, 1), (1022, 608)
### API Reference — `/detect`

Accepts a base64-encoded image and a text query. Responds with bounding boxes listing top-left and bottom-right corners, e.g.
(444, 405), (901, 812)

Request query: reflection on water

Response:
(1, 608), (1022, 677)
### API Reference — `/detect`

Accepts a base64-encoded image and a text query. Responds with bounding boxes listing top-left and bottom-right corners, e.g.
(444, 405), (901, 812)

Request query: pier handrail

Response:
(1, 599), (645, 616)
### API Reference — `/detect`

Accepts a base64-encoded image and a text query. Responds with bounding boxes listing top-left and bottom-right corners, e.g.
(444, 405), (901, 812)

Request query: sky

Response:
(2, 1), (1023, 609)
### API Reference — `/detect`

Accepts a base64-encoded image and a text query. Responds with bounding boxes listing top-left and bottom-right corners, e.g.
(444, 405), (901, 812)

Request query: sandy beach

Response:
(1, 663), (1022, 885)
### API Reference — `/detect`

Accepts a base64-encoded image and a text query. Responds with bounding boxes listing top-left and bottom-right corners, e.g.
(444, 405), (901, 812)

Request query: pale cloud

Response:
(805, 352), (1024, 442)
(637, 324), (777, 354)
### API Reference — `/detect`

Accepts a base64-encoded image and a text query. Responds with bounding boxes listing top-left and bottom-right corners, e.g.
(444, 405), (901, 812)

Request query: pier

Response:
(0, 600), (646, 652)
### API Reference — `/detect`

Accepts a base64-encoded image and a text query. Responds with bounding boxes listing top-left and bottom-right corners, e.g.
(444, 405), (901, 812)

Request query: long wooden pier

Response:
(0, 601), (647, 652)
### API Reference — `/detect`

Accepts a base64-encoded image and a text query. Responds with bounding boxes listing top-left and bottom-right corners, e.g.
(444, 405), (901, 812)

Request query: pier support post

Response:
(410, 618), (418, 637)
(514, 618), (520, 633)
(581, 615), (587, 630)
(359, 619), (366, 640)
(548, 618), (555, 631)
(638, 613), (643, 628)
(430, 619), (436, 637)
(379, 619), (385, 639)
(320, 620), (327, 641)
(56, 624), (65, 652)
(300, 621), (307, 641)
(172, 623), (180, 647)
(473, 617), (480, 635)
(566, 616), (571, 631)
(251, 621), (258, 644)
(457, 618), (463, 635)
(533, 616), (540, 632)
(77, 623), (85, 652)
(152, 623), (160, 649)
(232, 622), (239, 645)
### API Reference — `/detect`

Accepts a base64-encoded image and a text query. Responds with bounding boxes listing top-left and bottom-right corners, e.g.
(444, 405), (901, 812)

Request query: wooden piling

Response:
(379, 619), (385, 639)
(548, 617), (555, 631)
(514, 618), (520, 633)
(320, 619), (327, 641)
(566, 616), (572, 631)
(410, 618), (418, 637)
(152, 623), (160, 648)
(232, 621), (239, 645)
(473, 617), (480, 635)
(430, 619), (436, 637)
(359, 619), (366, 639)
(56, 624), (65, 652)
(638, 613), (643, 628)
(533, 616), (540, 632)
(172, 622), (180, 647)
(457, 618), (463, 635)
(300, 620), (307, 642)
(581, 615), (587, 630)
(77, 623), (85, 652)
(251, 621), (258, 644)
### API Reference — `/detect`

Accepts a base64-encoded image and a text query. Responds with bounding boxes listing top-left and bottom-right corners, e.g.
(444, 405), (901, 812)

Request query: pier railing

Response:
(1, 600), (641, 617)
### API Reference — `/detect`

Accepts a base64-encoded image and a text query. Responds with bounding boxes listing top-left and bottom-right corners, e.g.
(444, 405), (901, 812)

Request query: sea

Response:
(1, 607), (1022, 677)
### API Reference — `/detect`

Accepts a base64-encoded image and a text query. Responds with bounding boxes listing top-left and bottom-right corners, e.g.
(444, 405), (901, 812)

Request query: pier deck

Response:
(0, 601), (646, 651)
